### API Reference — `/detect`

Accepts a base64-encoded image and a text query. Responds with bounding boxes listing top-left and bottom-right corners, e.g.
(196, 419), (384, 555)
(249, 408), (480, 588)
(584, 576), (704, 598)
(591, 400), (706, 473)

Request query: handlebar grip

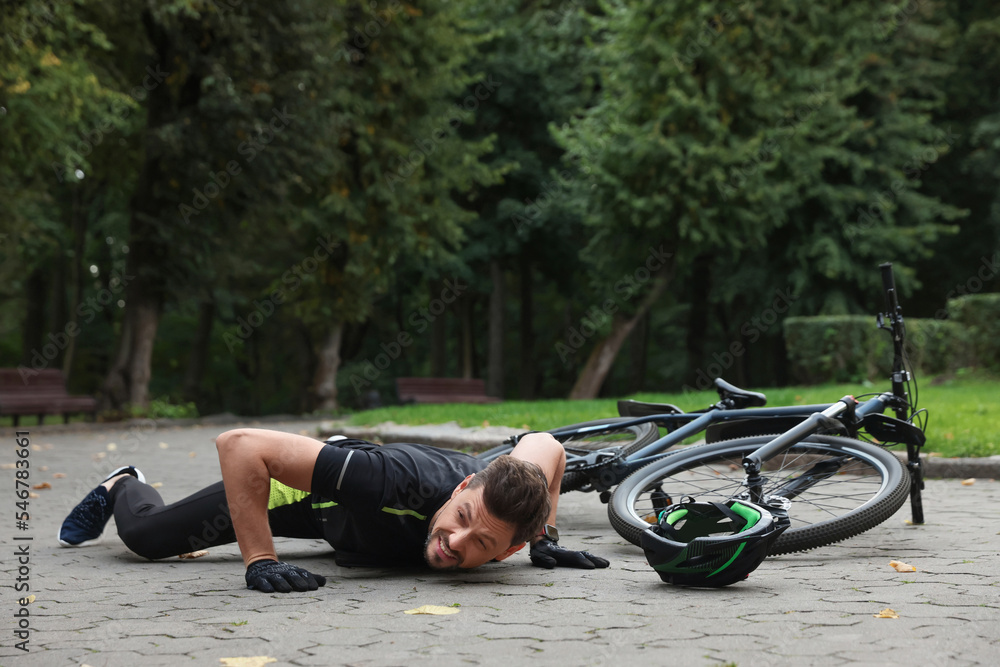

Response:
(879, 262), (899, 312)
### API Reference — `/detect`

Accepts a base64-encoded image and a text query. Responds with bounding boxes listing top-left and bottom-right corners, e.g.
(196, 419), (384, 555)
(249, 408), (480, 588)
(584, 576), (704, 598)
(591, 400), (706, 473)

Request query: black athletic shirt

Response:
(306, 440), (486, 567)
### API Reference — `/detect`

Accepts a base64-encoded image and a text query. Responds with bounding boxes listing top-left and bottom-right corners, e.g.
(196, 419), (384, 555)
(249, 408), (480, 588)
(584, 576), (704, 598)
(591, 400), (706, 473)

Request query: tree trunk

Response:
(62, 189), (86, 381)
(50, 256), (67, 370)
(20, 269), (48, 368)
(101, 313), (133, 410)
(296, 320), (316, 412)
(628, 311), (649, 394)
(519, 261), (536, 399)
(431, 280), (448, 376)
(100, 9), (190, 411)
(684, 254), (712, 387)
(487, 261), (505, 398)
(460, 295), (474, 380)
(183, 298), (216, 403)
(568, 271), (672, 399)
(312, 322), (343, 411)
(127, 295), (161, 407)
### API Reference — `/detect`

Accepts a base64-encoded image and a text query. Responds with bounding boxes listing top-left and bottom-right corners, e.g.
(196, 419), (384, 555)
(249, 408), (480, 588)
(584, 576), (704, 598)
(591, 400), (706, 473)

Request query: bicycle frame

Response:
(550, 262), (926, 523)
(556, 395), (894, 486)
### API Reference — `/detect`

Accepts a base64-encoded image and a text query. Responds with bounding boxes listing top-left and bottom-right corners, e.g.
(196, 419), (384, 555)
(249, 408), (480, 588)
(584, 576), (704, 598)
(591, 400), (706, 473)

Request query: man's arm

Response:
(509, 432), (610, 569)
(215, 428), (327, 590)
(508, 432), (564, 539)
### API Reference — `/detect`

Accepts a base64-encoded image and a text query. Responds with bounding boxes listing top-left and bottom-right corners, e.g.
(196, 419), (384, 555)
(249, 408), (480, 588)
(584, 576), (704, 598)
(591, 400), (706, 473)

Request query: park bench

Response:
(0, 368), (98, 426)
(396, 377), (499, 404)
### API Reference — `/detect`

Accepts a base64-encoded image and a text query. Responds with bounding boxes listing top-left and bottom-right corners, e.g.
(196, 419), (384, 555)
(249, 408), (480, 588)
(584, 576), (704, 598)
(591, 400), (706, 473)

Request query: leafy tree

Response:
(911, 1), (1000, 310)
(0, 0), (140, 383)
(554, 0), (964, 397)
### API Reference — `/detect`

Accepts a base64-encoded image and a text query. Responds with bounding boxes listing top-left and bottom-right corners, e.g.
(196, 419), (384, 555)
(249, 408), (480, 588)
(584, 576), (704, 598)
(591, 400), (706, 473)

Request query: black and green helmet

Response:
(640, 499), (790, 587)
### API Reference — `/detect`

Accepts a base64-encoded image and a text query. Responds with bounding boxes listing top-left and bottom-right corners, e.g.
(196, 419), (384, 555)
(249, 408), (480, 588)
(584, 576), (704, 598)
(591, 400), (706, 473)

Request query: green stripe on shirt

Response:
(312, 501), (338, 509)
(381, 506), (427, 520)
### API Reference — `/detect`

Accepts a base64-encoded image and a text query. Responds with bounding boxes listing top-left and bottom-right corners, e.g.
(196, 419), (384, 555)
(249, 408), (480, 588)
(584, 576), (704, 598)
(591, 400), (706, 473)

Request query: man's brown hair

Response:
(467, 455), (550, 546)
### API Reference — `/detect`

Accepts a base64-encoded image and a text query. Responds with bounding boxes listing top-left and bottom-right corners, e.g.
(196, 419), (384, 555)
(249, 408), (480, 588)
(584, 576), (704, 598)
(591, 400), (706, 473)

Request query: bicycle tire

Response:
(608, 434), (909, 555)
(476, 417), (661, 493)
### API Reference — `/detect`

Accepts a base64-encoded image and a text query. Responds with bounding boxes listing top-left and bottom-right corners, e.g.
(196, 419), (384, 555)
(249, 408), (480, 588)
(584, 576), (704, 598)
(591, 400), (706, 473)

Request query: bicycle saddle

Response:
(714, 378), (767, 408)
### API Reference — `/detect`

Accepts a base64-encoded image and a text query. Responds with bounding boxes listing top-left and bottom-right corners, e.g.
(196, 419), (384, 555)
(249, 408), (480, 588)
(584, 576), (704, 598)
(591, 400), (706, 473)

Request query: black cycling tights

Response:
(109, 477), (320, 560)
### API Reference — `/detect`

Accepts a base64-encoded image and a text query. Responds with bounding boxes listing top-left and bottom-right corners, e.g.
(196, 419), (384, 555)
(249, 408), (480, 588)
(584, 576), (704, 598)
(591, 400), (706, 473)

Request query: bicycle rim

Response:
(609, 434), (909, 555)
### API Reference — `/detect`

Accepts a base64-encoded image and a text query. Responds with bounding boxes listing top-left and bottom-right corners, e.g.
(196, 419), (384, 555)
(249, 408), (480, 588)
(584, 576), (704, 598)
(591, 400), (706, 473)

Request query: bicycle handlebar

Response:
(877, 262), (912, 420)
(880, 262), (899, 315)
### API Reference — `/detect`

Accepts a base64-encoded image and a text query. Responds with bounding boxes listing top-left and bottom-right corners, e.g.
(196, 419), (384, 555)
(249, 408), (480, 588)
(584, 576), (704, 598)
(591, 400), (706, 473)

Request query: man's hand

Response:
(529, 537), (610, 569)
(245, 559), (327, 593)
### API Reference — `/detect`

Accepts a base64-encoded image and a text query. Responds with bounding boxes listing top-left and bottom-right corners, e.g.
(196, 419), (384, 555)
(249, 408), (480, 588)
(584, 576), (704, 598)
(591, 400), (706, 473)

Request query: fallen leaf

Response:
(179, 550), (209, 559)
(107, 443), (117, 451)
(874, 608), (899, 619)
(299, 429), (310, 435)
(32, 444), (42, 451)
(961, 478), (975, 486)
(159, 442), (170, 449)
(481, 420), (490, 427)
(19, 595), (35, 604)
(0, 463), (14, 470)
(189, 452), (197, 458)
(53, 472), (66, 478)
(93, 452), (106, 460)
(43, 443), (53, 450)
(29, 492), (40, 498)
(32, 482), (51, 490)
(40, 465), (49, 471)
(404, 605), (461, 615)
(151, 482), (163, 488)
(219, 658), (277, 667)
(889, 560), (916, 572)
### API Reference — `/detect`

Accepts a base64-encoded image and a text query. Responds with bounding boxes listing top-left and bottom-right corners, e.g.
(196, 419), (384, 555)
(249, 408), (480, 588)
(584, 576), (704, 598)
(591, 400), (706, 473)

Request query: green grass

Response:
(347, 372), (999, 458)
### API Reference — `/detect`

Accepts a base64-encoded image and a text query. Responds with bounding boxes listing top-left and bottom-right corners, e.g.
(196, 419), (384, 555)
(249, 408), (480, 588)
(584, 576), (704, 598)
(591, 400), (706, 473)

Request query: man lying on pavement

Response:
(58, 429), (609, 592)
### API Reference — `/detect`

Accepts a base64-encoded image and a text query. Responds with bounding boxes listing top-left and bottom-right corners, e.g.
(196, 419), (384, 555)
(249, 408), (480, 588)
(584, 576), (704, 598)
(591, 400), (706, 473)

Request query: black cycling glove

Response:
(245, 559), (326, 593)
(529, 537), (610, 569)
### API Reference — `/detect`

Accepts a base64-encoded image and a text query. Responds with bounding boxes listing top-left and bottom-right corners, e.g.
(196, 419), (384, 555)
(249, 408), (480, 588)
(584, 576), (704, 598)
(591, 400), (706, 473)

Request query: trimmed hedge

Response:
(783, 293), (1000, 384)
(948, 293), (1000, 371)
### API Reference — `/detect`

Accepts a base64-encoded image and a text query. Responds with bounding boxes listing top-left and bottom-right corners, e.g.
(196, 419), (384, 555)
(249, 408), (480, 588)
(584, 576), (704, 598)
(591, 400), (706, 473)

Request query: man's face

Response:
(424, 476), (524, 570)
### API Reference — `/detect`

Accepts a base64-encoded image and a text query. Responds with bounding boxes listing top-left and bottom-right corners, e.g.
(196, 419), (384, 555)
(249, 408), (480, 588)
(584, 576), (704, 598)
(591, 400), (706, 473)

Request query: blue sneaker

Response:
(57, 466), (145, 547)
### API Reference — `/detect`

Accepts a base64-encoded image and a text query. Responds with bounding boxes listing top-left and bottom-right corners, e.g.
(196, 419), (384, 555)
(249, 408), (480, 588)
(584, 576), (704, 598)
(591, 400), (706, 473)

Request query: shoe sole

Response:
(57, 530), (103, 548)
(101, 465), (146, 485)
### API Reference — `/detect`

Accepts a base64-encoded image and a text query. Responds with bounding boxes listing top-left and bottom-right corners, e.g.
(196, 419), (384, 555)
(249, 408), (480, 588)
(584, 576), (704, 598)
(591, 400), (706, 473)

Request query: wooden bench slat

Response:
(0, 368), (98, 423)
(395, 377), (498, 404)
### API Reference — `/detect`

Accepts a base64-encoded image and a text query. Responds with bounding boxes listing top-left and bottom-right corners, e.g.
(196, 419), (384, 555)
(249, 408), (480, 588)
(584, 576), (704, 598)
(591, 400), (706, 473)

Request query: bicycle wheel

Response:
(476, 417), (661, 493)
(608, 434), (909, 555)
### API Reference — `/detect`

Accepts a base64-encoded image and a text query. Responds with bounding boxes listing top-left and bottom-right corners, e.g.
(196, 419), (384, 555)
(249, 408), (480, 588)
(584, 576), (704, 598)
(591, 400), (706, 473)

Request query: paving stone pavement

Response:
(2, 420), (998, 667)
